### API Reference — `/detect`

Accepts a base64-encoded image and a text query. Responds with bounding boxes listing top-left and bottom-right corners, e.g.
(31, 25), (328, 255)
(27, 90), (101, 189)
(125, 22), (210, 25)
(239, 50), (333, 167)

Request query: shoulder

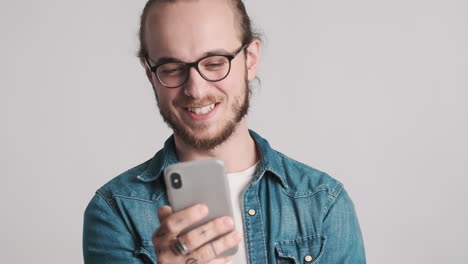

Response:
(272, 150), (343, 199)
(94, 158), (160, 204)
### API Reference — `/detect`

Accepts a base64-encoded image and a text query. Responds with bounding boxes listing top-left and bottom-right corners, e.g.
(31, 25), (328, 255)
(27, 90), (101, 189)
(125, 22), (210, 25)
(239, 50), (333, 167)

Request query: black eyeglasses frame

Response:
(144, 43), (248, 88)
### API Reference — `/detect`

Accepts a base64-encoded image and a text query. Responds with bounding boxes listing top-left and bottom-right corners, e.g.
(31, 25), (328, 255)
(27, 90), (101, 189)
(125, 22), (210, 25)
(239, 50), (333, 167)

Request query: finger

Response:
(152, 206), (174, 240)
(222, 256), (234, 262)
(191, 231), (242, 262)
(157, 206), (173, 222)
(208, 255), (234, 264)
(178, 216), (234, 252)
(162, 203), (208, 237)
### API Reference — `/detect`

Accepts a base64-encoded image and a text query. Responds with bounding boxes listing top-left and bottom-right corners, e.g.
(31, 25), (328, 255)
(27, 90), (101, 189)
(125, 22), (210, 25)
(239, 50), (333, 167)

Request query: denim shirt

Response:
(83, 130), (366, 263)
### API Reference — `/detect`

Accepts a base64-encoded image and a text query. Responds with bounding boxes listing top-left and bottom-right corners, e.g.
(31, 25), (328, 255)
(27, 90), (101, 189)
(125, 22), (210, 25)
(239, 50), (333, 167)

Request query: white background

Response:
(1, 0), (467, 263)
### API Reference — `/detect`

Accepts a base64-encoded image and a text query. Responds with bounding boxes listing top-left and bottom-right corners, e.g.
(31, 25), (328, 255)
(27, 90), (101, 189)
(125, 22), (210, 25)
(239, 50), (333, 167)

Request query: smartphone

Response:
(164, 158), (238, 257)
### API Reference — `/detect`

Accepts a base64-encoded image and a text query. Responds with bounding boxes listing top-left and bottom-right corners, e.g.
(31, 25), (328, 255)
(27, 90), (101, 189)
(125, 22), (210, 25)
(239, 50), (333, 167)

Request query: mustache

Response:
(174, 95), (222, 108)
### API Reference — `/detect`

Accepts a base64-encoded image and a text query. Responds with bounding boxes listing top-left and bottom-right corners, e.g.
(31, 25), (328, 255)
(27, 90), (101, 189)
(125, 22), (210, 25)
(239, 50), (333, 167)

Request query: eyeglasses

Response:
(145, 44), (247, 88)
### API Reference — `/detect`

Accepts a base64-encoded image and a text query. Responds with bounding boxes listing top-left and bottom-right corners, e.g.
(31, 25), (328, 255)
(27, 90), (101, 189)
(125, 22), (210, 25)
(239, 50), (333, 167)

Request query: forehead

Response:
(145, 0), (241, 61)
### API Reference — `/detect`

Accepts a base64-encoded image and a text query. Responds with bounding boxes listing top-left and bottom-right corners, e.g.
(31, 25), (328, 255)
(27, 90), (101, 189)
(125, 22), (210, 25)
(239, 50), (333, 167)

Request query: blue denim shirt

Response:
(83, 130), (366, 263)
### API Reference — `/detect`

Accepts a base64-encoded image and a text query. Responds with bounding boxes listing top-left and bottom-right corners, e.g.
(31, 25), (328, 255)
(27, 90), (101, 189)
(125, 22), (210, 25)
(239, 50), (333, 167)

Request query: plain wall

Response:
(1, 0), (467, 263)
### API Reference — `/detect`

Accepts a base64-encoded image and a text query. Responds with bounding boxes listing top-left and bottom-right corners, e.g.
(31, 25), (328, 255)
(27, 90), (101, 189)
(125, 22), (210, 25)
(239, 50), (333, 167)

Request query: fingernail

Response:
(223, 217), (234, 228)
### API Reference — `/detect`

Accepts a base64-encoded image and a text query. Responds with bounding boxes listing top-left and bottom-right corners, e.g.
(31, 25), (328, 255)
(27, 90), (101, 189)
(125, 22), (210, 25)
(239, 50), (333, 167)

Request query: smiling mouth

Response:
(186, 103), (218, 115)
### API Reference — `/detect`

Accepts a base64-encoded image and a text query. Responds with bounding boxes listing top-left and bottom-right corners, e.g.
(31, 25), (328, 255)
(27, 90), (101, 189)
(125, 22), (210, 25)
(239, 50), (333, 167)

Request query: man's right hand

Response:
(152, 204), (242, 264)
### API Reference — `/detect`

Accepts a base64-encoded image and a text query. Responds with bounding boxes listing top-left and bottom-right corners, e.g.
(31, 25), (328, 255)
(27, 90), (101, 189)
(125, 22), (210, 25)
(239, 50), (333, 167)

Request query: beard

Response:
(155, 78), (250, 151)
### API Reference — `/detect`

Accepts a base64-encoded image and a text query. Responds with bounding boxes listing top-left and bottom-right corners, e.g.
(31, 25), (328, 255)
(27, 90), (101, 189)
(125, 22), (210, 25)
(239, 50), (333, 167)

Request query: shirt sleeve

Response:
(82, 193), (154, 264)
(319, 187), (367, 263)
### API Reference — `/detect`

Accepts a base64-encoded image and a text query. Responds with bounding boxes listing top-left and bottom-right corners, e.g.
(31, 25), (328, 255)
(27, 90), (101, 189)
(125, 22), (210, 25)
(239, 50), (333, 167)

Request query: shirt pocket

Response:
(275, 235), (326, 264)
(135, 241), (157, 264)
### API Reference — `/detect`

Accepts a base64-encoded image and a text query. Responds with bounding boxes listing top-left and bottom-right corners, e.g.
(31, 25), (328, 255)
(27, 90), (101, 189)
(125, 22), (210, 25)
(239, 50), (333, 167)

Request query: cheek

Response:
(217, 61), (246, 92)
(155, 87), (175, 105)
(231, 57), (247, 77)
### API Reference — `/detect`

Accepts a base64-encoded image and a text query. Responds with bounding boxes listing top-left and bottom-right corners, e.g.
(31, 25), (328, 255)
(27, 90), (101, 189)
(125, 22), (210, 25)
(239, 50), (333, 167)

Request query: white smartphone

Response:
(164, 158), (238, 257)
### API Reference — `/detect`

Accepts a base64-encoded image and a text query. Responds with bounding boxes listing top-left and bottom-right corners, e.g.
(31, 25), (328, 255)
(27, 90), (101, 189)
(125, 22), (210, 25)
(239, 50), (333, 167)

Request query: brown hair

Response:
(137, 0), (260, 59)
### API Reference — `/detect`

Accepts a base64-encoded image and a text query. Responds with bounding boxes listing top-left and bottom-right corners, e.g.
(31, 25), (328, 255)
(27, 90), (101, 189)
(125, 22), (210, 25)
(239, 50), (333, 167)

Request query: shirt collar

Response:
(249, 130), (289, 189)
(136, 130), (289, 189)
(136, 135), (178, 183)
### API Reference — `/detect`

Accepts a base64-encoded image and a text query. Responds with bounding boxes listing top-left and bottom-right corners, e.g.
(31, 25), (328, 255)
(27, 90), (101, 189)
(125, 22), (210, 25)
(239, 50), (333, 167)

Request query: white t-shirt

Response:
(226, 162), (259, 264)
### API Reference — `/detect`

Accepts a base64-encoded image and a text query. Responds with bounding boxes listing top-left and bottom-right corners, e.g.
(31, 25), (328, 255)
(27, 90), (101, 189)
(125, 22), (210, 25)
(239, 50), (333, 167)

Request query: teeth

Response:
(188, 104), (215, 115)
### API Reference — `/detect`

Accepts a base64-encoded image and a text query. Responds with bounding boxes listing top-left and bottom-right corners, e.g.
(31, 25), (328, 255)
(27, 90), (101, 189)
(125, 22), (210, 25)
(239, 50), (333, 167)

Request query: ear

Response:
(245, 39), (261, 81)
(140, 57), (156, 89)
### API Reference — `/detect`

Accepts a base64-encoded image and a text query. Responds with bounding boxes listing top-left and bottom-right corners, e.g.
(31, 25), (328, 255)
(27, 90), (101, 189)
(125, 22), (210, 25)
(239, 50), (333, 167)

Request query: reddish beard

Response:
(154, 79), (250, 150)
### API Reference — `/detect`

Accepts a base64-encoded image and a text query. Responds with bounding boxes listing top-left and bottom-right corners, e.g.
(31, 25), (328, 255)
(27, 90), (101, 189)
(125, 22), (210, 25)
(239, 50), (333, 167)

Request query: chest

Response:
(115, 180), (328, 264)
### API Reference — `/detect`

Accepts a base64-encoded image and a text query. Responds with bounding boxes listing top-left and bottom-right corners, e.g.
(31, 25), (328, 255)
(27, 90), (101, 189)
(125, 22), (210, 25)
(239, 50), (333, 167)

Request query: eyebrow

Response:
(150, 48), (232, 66)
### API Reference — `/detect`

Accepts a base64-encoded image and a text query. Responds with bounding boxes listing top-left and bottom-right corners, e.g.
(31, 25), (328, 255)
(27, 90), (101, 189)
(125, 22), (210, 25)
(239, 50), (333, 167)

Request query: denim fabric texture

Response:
(83, 130), (366, 263)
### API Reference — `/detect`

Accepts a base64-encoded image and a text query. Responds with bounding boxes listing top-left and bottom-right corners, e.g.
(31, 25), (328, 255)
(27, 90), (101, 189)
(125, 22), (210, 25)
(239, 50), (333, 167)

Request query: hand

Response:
(152, 204), (242, 264)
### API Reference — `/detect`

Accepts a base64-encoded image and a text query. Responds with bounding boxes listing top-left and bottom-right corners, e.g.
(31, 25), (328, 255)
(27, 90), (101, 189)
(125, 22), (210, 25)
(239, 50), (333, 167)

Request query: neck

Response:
(174, 118), (259, 173)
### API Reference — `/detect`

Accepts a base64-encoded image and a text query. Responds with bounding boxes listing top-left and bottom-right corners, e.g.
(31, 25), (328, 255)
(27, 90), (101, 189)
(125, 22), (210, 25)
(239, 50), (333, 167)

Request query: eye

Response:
(162, 68), (183, 74)
(158, 63), (186, 75)
(207, 62), (225, 67)
(202, 57), (228, 71)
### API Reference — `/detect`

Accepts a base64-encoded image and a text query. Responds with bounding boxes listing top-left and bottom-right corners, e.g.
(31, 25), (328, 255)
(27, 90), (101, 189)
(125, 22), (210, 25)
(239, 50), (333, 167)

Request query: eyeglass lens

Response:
(156, 55), (230, 88)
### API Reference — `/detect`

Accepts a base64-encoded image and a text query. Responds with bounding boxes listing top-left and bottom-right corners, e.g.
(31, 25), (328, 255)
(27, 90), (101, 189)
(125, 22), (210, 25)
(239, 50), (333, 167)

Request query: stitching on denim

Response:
(274, 242), (296, 261)
(280, 187), (329, 198)
(264, 162), (282, 179)
(322, 186), (344, 218)
(276, 252), (295, 260)
(244, 188), (254, 264)
(141, 240), (153, 247)
(274, 150), (342, 198)
(111, 194), (155, 203)
(135, 159), (156, 182)
(241, 188), (249, 263)
(311, 235), (327, 264)
(276, 234), (326, 245)
(295, 236), (328, 264)
(94, 191), (138, 242)
(326, 184), (343, 204)
(253, 144), (288, 188)
(153, 191), (166, 202)
(264, 166), (289, 189)
(137, 169), (162, 183)
(275, 235), (328, 264)
(136, 175), (154, 182)
(327, 180), (343, 198)
(96, 190), (116, 208)
(255, 186), (269, 264)
(271, 151), (286, 175)
(97, 190), (112, 204)
(335, 182), (344, 196)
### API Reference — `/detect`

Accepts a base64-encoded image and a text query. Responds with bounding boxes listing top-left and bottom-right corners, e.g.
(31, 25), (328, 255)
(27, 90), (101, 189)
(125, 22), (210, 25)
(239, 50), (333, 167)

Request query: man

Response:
(83, 0), (366, 263)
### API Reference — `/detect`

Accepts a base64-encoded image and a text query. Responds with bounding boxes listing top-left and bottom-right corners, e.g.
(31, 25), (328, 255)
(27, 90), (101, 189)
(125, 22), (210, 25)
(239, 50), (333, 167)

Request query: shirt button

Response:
(304, 255), (313, 262)
(248, 209), (256, 216)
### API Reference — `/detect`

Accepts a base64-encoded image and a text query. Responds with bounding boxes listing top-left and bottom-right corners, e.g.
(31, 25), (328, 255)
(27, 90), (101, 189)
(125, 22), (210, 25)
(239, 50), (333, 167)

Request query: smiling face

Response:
(143, 0), (259, 150)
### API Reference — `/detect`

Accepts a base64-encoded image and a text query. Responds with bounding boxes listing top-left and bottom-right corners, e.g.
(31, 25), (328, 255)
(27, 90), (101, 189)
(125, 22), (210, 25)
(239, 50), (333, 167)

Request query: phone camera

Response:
(170, 173), (182, 189)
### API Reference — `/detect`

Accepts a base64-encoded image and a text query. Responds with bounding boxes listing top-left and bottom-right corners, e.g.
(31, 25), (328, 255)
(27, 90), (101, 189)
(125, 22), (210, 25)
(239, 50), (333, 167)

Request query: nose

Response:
(183, 66), (209, 99)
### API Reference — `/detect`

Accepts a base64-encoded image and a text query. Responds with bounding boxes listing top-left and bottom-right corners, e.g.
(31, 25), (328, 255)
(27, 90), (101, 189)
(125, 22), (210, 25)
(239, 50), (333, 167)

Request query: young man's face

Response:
(143, 0), (259, 150)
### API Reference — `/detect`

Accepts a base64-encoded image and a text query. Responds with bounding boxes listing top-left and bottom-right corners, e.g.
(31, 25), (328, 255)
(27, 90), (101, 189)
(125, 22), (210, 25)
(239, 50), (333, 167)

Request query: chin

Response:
(177, 121), (237, 150)
(189, 126), (222, 141)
